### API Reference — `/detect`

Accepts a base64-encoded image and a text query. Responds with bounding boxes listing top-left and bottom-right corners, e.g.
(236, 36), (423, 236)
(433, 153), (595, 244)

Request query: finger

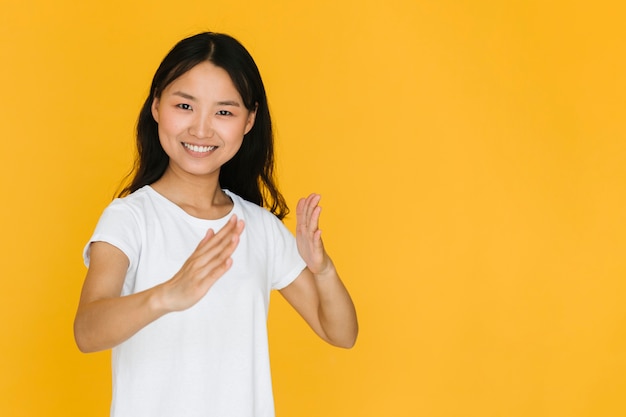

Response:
(199, 233), (240, 276)
(207, 217), (244, 256)
(187, 227), (241, 275)
(194, 215), (240, 254)
(297, 194), (321, 228)
(186, 229), (241, 282)
(305, 195), (321, 231)
(235, 218), (245, 235)
(202, 256), (234, 282)
(199, 228), (215, 244)
(214, 215), (239, 238)
(308, 205), (322, 232)
(309, 194), (322, 220)
(296, 197), (307, 226)
(202, 222), (242, 261)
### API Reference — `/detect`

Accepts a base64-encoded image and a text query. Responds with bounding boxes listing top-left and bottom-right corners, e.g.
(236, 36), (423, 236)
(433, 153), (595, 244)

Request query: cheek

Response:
(157, 116), (184, 138)
(214, 122), (247, 140)
(157, 123), (181, 154)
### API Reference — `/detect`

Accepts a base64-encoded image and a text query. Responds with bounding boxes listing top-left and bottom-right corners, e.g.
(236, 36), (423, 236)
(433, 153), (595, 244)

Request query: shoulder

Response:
(110, 186), (154, 209)
(85, 187), (157, 268)
(103, 186), (160, 218)
(92, 186), (164, 237)
(225, 190), (292, 242)
(226, 190), (279, 223)
(226, 189), (297, 243)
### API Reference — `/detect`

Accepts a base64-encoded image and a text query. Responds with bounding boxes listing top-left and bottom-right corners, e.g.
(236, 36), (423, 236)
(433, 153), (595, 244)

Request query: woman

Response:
(74, 32), (357, 417)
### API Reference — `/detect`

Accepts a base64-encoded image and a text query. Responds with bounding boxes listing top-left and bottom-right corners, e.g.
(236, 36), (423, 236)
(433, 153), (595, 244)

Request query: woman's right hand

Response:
(158, 215), (245, 312)
(74, 215), (244, 353)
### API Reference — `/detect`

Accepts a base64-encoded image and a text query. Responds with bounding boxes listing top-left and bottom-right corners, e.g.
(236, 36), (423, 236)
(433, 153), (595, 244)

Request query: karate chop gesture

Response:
(162, 215), (245, 312)
(286, 193), (357, 348)
(296, 194), (333, 276)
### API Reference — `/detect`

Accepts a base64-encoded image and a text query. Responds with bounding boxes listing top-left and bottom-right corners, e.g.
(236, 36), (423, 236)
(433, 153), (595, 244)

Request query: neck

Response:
(151, 168), (233, 220)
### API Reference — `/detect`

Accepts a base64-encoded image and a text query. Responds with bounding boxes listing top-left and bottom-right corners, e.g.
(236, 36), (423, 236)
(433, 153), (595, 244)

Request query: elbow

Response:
(74, 333), (100, 354)
(74, 337), (93, 354)
(334, 338), (357, 349)
(328, 325), (359, 349)
(73, 318), (98, 354)
(75, 341), (91, 354)
(320, 313), (359, 349)
(342, 330), (359, 349)
(73, 327), (90, 353)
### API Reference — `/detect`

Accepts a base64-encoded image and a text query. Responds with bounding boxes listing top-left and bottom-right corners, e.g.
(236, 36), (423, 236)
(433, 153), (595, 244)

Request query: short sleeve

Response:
(83, 199), (142, 273)
(264, 213), (307, 290)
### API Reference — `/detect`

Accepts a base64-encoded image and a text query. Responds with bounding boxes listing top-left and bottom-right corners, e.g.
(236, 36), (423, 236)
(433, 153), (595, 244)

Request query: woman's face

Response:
(151, 61), (256, 180)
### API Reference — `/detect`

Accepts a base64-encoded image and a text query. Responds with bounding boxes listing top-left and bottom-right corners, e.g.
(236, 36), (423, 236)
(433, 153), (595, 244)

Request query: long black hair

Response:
(119, 32), (288, 219)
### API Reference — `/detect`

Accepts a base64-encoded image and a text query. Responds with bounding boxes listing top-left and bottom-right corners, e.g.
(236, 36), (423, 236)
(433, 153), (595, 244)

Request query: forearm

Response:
(73, 285), (168, 353)
(315, 265), (358, 348)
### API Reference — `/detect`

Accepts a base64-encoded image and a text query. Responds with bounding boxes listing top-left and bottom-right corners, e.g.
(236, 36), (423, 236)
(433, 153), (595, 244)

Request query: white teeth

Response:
(183, 143), (216, 153)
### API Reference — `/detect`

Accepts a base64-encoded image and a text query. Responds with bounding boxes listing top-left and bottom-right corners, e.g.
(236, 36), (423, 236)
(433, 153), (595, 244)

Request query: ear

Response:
(151, 97), (160, 123)
(244, 103), (258, 135)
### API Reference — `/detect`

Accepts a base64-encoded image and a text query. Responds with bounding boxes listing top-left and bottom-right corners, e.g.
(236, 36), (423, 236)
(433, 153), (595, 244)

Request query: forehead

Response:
(163, 61), (241, 100)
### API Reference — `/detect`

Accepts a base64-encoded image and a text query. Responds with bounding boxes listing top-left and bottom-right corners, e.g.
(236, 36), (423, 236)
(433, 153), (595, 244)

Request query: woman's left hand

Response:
(296, 193), (333, 276)
(286, 193), (358, 348)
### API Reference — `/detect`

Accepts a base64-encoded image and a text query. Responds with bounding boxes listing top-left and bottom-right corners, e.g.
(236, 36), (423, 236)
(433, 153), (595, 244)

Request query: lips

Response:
(182, 142), (217, 153)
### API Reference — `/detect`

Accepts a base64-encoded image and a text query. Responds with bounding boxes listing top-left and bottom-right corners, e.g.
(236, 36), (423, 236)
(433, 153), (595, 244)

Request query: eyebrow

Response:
(172, 91), (241, 107)
(172, 91), (196, 100)
(216, 100), (241, 107)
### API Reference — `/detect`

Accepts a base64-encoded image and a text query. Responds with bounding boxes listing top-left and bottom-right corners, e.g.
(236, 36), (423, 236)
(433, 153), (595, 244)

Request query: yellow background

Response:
(1, 1), (625, 416)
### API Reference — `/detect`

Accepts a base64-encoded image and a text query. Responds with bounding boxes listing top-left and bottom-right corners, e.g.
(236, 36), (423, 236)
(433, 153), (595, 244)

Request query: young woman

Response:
(74, 32), (357, 417)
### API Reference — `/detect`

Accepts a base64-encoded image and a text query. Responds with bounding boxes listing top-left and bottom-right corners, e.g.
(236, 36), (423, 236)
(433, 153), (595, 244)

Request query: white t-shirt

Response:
(84, 186), (306, 417)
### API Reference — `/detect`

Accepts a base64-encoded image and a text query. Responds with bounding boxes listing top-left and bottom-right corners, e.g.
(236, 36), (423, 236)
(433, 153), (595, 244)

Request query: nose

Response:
(189, 114), (214, 139)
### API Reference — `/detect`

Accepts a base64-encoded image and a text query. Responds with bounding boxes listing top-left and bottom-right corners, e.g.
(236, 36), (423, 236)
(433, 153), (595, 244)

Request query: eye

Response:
(216, 110), (233, 116)
(177, 103), (192, 110)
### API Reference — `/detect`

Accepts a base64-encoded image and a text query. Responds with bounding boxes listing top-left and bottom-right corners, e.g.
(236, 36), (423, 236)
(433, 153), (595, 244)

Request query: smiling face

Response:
(151, 61), (257, 182)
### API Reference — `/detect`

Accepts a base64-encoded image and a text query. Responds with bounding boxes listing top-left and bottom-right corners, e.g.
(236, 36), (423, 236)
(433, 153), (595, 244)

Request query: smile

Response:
(183, 142), (217, 153)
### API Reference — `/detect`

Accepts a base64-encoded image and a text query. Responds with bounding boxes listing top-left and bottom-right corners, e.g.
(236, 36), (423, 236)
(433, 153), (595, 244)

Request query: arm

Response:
(279, 194), (358, 348)
(73, 215), (244, 353)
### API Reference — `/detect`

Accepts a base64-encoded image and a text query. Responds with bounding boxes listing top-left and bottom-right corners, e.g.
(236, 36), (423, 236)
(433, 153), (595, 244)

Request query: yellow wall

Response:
(1, 1), (625, 416)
